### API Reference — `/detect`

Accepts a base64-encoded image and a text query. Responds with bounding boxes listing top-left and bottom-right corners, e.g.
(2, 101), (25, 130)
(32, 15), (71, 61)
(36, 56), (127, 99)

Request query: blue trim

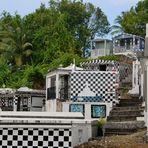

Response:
(71, 96), (103, 102)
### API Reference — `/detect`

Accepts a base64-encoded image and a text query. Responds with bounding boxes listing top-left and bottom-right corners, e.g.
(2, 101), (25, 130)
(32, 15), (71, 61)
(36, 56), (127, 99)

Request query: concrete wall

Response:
(0, 111), (97, 147)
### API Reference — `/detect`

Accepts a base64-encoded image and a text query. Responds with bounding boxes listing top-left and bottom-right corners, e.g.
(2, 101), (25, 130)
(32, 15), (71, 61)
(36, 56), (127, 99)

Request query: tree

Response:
(51, 0), (110, 56)
(111, 15), (124, 36)
(0, 12), (33, 67)
(24, 0), (110, 60)
(0, 0), (110, 88)
(115, 0), (148, 37)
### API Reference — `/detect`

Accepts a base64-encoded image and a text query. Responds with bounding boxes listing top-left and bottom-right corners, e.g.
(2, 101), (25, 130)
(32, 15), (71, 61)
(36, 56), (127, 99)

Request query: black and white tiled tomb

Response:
(0, 128), (72, 148)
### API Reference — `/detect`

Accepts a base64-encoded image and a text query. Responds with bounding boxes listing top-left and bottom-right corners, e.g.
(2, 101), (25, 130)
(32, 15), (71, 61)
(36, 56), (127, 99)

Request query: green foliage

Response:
(0, 0), (110, 89)
(97, 118), (106, 136)
(115, 0), (148, 37)
(0, 57), (11, 87)
(98, 55), (120, 61)
(97, 118), (106, 128)
(48, 53), (84, 70)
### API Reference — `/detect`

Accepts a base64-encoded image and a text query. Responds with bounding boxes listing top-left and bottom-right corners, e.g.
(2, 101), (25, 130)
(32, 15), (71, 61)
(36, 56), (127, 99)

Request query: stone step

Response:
(117, 102), (141, 107)
(119, 99), (142, 103)
(110, 110), (143, 116)
(103, 121), (145, 136)
(107, 115), (144, 122)
(104, 129), (137, 136)
(120, 98), (142, 103)
(112, 106), (144, 111)
(104, 121), (145, 129)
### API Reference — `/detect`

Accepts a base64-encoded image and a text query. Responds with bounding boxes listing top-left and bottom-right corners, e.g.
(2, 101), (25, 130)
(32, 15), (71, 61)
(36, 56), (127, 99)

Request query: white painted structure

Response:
(91, 39), (113, 58)
(128, 59), (141, 95)
(143, 24), (148, 139)
(46, 62), (120, 121)
(46, 64), (83, 112)
(0, 111), (98, 147)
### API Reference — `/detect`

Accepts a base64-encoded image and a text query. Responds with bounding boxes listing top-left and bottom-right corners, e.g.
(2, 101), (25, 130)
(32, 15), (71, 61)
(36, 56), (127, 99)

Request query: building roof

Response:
(113, 33), (144, 40)
(58, 64), (83, 71)
(0, 87), (45, 98)
(92, 38), (112, 42)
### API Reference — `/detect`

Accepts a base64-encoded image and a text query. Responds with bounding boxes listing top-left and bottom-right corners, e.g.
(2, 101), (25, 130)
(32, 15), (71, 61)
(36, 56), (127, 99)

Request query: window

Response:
(69, 104), (85, 115)
(91, 105), (106, 118)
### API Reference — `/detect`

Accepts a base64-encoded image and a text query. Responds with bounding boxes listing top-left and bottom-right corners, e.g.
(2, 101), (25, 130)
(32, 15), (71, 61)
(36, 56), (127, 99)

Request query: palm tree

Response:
(0, 14), (33, 66)
(111, 15), (124, 37)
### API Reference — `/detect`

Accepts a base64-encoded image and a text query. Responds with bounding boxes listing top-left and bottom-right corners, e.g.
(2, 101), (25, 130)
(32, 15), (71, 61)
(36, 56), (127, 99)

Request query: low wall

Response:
(0, 112), (98, 147)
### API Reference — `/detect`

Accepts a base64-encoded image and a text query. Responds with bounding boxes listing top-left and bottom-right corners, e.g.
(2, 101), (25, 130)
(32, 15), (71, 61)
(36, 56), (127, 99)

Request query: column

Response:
(135, 60), (139, 86)
(113, 39), (115, 54)
(143, 59), (148, 136)
(104, 40), (107, 56)
(54, 73), (60, 112)
(132, 61), (136, 88)
(13, 95), (18, 111)
(46, 76), (52, 112)
(133, 35), (135, 51)
(124, 39), (127, 51)
(130, 39), (132, 50)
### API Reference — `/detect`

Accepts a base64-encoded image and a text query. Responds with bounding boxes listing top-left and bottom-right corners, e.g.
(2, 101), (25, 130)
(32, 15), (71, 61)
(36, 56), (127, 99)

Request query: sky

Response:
(0, 0), (140, 25)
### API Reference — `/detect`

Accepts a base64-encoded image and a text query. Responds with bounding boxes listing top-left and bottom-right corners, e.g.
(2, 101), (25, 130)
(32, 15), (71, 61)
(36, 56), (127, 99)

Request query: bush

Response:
(97, 118), (106, 136)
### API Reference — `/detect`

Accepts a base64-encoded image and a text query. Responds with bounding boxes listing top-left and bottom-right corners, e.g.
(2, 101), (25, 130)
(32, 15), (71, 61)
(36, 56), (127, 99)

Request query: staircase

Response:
(103, 98), (145, 136)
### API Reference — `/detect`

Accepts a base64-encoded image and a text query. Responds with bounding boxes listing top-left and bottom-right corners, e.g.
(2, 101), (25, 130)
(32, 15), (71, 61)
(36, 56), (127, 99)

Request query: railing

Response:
(114, 45), (140, 53)
(91, 48), (111, 58)
(59, 86), (70, 100)
(47, 87), (56, 100)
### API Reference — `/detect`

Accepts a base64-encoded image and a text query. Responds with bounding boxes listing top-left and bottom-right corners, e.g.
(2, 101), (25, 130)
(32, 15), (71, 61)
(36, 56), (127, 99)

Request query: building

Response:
(46, 59), (133, 120)
(113, 33), (145, 55)
(91, 39), (113, 58)
(0, 87), (45, 111)
(90, 33), (145, 59)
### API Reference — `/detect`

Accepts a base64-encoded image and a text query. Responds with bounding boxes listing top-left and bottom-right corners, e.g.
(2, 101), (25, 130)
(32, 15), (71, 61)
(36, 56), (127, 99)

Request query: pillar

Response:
(132, 61), (136, 88)
(104, 39), (107, 56)
(46, 76), (54, 112)
(124, 39), (127, 51)
(135, 60), (139, 86)
(13, 95), (17, 111)
(144, 59), (148, 130)
(144, 23), (148, 141)
(133, 35), (135, 51)
(54, 73), (60, 112)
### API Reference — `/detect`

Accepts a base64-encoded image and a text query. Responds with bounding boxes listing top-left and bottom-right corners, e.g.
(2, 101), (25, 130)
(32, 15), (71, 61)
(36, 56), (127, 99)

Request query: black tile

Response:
(64, 136), (69, 141)
(23, 135), (28, 140)
(59, 141), (63, 146)
(28, 141), (33, 146)
(38, 141), (43, 146)
(49, 131), (53, 136)
(18, 141), (22, 146)
(8, 130), (13, 135)
(48, 141), (53, 146)
(33, 136), (38, 141)
(59, 131), (64, 136)
(7, 140), (12, 145)
(43, 136), (48, 141)
(54, 136), (58, 141)
(3, 135), (7, 140)
(28, 130), (33, 135)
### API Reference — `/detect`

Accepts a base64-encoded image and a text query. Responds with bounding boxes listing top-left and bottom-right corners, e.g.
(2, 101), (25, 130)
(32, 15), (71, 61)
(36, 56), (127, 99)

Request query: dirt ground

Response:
(74, 130), (148, 148)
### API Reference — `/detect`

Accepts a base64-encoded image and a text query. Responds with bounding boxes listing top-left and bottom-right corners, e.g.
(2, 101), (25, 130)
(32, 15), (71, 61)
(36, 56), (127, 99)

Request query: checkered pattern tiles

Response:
(70, 71), (118, 104)
(0, 128), (72, 148)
